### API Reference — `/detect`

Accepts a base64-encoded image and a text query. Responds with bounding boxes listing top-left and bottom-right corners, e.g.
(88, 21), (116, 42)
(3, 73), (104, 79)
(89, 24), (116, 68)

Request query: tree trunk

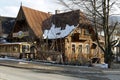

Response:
(104, 47), (113, 68)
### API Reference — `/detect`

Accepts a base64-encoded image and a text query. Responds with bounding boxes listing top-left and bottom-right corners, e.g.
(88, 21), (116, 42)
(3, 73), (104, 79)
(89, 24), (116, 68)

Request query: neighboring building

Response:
(10, 6), (104, 64)
(112, 24), (120, 62)
(115, 40), (120, 62)
(97, 22), (120, 62)
(9, 6), (51, 42)
(9, 6), (52, 60)
(0, 16), (15, 42)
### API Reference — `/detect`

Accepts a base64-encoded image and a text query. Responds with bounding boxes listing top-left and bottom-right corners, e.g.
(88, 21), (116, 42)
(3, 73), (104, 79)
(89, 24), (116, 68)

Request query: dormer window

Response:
(56, 32), (61, 35)
(71, 33), (80, 42)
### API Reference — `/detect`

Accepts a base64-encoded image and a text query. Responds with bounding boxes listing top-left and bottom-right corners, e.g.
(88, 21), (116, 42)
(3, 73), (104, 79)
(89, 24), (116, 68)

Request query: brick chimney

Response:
(55, 10), (60, 14)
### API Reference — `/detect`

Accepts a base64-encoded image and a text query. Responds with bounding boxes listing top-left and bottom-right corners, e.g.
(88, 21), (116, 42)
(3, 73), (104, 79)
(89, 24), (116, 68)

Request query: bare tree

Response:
(57, 0), (119, 68)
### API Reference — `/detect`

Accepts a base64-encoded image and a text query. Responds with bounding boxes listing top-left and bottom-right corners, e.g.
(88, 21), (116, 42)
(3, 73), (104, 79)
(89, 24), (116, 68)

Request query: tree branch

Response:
(109, 22), (118, 36)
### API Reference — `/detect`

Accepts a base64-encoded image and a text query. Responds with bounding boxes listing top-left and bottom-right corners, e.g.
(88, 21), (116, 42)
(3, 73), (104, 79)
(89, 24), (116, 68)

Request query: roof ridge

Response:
(21, 6), (49, 15)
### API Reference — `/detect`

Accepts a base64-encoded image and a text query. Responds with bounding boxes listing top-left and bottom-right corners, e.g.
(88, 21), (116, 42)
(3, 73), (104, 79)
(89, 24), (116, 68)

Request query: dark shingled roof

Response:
(42, 10), (91, 30)
(42, 10), (96, 40)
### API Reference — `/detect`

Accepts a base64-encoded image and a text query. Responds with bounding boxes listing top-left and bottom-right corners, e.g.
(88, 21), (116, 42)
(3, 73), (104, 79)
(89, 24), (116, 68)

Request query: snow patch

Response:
(93, 63), (108, 68)
(19, 62), (28, 64)
(43, 23), (76, 39)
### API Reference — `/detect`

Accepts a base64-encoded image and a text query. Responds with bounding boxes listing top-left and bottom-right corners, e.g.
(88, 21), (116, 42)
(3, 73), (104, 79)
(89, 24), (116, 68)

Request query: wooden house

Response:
(43, 10), (104, 64)
(9, 6), (104, 64)
(0, 16), (15, 42)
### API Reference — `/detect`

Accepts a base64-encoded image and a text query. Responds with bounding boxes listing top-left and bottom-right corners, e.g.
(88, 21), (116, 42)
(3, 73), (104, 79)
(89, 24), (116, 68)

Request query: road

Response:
(0, 66), (87, 80)
(0, 58), (120, 80)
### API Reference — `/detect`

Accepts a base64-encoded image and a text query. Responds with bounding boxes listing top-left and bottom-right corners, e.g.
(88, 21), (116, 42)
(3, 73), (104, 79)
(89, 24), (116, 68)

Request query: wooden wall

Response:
(64, 26), (104, 64)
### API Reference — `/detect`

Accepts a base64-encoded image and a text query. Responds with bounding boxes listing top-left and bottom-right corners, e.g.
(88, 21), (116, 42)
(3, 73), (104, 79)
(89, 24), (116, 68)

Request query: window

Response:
(13, 46), (18, 52)
(86, 44), (90, 54)
(22, 45), (29, 52)
(56, 32), (61, 35)
(84, 28), (89, 35)
(72, 44), (76, 54)
(71, 33), (80, 42)
(78, 45), (82, 54)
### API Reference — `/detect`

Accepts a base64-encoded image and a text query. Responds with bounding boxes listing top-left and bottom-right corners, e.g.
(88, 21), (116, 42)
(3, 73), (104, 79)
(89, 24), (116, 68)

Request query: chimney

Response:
(55, 10), (60, 14)
(48, 12), (52, 15)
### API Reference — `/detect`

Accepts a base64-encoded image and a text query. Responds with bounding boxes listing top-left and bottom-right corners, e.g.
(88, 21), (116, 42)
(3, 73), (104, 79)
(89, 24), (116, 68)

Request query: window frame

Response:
(85, 44), (90, 54)
(78, 44), (83, 54)
(71, 43), (76, 54)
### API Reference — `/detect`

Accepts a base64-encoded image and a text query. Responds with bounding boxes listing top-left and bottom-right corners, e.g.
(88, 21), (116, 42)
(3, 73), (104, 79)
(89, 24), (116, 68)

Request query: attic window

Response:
(56, 32), (61, 35)
(84, 28), (89, 35)
(71, 33), (80, 42)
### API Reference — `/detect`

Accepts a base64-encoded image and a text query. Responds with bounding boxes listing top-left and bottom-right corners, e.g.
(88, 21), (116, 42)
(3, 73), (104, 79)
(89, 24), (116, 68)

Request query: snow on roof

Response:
(43, 23), (76, 39)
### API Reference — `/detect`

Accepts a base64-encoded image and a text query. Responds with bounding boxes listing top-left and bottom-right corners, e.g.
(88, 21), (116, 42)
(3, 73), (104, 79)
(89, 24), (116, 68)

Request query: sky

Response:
(0, 0), (62, 17)
(0, 0), (120, 18)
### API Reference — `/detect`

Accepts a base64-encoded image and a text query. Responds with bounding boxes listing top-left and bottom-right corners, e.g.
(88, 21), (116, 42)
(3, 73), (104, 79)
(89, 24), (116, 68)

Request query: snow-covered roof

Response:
(43, 10), (91, 39)
(43, 23), (76, 39)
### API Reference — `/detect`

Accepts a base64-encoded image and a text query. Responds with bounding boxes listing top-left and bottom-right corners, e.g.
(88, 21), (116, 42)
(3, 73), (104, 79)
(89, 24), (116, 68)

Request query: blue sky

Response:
(0, 0), (62, 17)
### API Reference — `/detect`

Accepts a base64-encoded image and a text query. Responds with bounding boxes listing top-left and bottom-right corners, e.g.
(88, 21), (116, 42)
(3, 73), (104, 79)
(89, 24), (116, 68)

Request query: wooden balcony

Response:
(79, 34), (91, 40)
